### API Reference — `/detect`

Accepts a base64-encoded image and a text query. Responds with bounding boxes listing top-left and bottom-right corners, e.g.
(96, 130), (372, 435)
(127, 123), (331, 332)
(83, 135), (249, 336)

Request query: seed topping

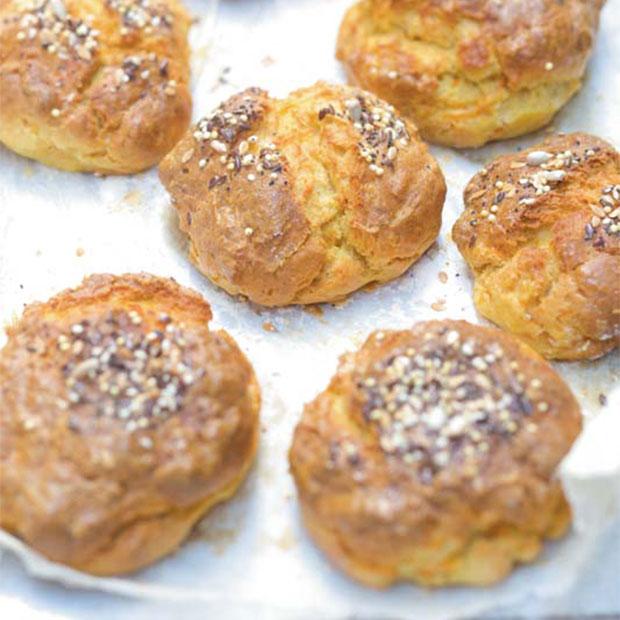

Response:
(56, 310), (203, 433)
(584, 184), (620, 242)
(14, 0), (99, 61)
(106, 0), (173, 33)
(189, 91), (285, 189)
(318, 94), (410, 175)
(358, 326), (545, 482)
(12, 0), (179, 111)
(467, 140), (601, 226)
(111, 52), (175, 97)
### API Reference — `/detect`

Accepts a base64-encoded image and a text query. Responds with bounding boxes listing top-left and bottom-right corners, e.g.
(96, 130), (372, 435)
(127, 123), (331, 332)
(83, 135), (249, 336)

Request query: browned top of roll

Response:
(0, 273), (260, 572)
(290, 319), (581, 584)
(159, 81), (446, 306)
(0, 0), (192, 173)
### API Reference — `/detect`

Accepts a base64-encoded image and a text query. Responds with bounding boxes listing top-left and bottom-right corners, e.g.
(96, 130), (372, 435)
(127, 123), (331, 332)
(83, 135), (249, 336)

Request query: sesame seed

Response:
(138, 436), (153, 449)
(446, 330), (460, 345)
(181, 149), (194, 164)
(526, 151), (553, 166)
(23, 417), (39, 430)
(164, 80), (177, 96)
(546, 170), (566, 183)
(461, 341), (475, 356)
(209, 139), (227, 154)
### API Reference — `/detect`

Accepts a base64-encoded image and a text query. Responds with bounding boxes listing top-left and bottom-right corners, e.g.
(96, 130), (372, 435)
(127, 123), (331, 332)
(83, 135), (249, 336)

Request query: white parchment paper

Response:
(1, 1), (619, 618)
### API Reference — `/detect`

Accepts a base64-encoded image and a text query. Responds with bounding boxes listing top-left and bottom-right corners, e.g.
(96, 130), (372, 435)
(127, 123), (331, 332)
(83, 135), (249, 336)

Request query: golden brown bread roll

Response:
(336, 0), (605, 148)
(0, 0), (192, 174)
(0, 273), (260, 575)
(453, 132), (620, 361)
(159, 81), (446, 306)
(290, 320), (582, 588)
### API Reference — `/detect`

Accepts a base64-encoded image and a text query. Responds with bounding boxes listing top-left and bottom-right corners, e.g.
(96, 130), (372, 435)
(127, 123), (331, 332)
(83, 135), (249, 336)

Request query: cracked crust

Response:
(336, 0), (605, 148)
(453, 132), (620, 360)
(289, 320), (582, 587)
(0, 0), (191, 174)
(159, 81), (446, 306)
(0, 273), (260, 575)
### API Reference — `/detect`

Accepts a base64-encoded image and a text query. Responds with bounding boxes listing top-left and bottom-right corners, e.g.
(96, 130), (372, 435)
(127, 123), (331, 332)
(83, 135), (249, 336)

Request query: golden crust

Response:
(289, 320), (582, 588)
(453, 133), (620, 361)
(0, 0), (192, 174)
(0, 273), (260, 575)
(336, 0), (605, 148)
(159, 81), (446, 306)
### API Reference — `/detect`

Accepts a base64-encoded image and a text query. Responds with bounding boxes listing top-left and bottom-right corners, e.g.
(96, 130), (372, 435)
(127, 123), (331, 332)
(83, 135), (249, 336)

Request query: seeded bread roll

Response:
(336, 0), (605, 148)
(0, 0), (191, 174)
(289, 320), (581, 588)
(0, 273), (260, 575)
(453, 133), (620, 361)
(159, 81), (446, 306)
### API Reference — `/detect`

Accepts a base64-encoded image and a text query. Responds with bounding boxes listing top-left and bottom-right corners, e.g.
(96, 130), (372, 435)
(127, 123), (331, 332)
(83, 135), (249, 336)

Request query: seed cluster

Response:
(358, 327), (544, 483)
(56, 310), (202, 437)
(12, 0), (179, 118)
(516, 148), (592, 198)
(185, 93), (285, 188)
(15, 0), (100, 61)
(115, 52), (175, 94)
(106, 0), (173, 35)
(317, 95), (410, 176)
(469, 143), (600, 226)
(584, 184), (620, 243)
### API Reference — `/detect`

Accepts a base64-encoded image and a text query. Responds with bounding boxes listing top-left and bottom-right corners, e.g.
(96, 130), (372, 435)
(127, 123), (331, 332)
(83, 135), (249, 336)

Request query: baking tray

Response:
(0, 1), (619, 618)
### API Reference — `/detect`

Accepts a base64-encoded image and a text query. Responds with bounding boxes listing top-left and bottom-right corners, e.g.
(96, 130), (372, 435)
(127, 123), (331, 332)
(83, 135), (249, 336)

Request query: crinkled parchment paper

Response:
(0, 1), (619, 618)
